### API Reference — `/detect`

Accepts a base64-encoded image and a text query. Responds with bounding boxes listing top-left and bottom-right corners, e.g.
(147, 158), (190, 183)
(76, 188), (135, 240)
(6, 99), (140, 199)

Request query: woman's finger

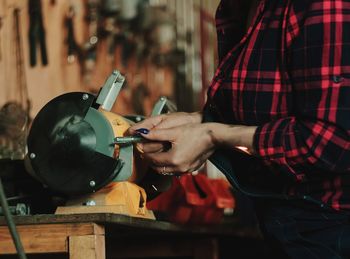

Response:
(140, 128), (178, 142)
(140, 142), (165, 153)
(127, 115), (164, 135)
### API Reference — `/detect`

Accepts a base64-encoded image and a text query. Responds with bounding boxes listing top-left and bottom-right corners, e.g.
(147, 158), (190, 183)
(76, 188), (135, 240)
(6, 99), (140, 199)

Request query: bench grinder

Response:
(25, 70), (175, 219)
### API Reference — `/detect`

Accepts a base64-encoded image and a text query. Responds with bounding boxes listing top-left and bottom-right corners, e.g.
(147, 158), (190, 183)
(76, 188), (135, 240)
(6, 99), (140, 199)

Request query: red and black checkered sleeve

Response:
(253, 0), (350, 179)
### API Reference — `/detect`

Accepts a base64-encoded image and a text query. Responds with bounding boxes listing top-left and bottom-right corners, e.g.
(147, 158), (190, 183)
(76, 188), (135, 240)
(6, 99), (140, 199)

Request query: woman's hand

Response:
(127, 112), (202, 154)
(138, 122), (257, 175)
(139, 122), (217, 175)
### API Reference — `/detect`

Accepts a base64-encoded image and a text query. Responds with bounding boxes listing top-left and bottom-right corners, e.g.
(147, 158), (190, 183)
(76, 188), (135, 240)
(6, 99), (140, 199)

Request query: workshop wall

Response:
(0, 0), (219, 117)
(0, 0), (81, 116)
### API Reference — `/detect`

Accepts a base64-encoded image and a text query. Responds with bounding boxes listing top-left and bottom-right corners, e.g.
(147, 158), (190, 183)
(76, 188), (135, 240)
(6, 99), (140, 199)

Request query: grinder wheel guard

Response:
(26, 92), (123, 195)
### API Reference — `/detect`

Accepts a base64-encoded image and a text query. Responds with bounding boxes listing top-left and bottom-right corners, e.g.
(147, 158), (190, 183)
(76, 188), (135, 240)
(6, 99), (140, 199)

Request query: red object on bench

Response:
(147, 173), (235, 224)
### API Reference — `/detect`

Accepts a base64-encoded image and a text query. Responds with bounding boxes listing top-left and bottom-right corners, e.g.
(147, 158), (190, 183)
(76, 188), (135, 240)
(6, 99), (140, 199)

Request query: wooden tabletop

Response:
(0, 213), (261, 238)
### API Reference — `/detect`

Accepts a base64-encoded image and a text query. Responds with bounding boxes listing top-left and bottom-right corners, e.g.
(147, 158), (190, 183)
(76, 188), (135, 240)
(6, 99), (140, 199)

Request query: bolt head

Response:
(29, 153), (36, 159)
(89, 180), (96, 187)
(82, 94), (89, 100)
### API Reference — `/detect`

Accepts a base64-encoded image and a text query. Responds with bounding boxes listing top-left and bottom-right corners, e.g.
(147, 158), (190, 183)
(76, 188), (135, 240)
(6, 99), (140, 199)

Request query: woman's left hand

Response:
(139, 123), (217, 175)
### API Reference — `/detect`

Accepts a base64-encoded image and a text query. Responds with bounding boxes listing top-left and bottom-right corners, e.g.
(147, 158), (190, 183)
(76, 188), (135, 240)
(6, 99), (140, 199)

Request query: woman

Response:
(128, 0), (350, 258)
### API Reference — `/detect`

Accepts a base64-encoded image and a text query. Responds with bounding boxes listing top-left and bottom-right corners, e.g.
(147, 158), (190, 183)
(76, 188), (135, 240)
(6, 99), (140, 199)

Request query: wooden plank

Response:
(69, 235), (105, 259)
(0, 214), (260, 238)
(0, 223), (104, 254)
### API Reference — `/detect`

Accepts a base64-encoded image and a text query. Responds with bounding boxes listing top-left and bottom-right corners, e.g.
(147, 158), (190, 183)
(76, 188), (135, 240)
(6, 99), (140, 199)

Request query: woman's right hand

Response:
(127, 112), (202, 154)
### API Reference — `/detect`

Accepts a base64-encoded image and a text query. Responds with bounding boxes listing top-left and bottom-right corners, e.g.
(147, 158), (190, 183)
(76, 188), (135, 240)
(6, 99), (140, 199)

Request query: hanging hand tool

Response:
(0, 17), (3, 61)
(65, 5), (82, 64)
(0, 9), (32, 160)
(28, 0), (48, 67)
(82, 0), (100, 84)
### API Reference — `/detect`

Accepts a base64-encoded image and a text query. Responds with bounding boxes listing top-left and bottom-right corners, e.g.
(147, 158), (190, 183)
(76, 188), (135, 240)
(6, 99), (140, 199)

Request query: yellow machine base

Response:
(55, 182), (155, 220)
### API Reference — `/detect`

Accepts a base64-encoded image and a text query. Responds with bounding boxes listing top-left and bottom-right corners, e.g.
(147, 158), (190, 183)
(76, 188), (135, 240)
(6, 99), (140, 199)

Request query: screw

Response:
(89, 36), (98, 45)
(82, 94), (89, 100)
(85, 200), (96, 206)
(29, 153), (36, 159)
(89, 180), (96, 187)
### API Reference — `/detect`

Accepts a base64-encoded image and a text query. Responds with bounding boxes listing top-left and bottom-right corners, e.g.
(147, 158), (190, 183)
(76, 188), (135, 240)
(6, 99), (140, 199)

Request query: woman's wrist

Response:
(189, 112), (203, 123)
(205, 123), (257, 154)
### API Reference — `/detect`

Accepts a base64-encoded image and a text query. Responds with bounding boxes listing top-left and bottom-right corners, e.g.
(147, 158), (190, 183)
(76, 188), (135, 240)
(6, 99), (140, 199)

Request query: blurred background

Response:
(0, 0), (219, 117)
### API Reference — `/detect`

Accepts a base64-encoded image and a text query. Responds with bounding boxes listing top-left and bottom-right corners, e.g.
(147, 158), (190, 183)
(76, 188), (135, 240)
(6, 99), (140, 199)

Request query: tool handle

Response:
(28, 19), (38, 66)
(39, 25), (48, 66)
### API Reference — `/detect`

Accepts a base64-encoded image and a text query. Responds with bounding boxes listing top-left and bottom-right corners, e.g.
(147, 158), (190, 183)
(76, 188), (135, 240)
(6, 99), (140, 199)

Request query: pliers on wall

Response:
(28, 0), (48, 67)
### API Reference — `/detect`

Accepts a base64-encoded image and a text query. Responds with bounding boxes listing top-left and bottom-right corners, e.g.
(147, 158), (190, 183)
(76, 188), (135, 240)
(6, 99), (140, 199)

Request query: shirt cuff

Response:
(253, 118), (305, 181)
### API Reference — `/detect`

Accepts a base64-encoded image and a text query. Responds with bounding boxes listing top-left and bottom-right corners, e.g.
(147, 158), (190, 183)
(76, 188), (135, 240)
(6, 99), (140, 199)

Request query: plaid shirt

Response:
(208, 0), (350, 210)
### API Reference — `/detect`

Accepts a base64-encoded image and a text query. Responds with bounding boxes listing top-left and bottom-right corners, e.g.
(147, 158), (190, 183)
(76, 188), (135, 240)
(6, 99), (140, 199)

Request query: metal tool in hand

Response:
(114, 96), (176, 146)
(113, 135), (145, 145)
(28, 0), (48, 66)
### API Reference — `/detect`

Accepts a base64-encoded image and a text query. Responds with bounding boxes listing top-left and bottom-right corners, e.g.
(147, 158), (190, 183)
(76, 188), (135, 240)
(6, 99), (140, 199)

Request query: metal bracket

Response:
(151, 96), (177, 116)
(96, 70), (125, 111)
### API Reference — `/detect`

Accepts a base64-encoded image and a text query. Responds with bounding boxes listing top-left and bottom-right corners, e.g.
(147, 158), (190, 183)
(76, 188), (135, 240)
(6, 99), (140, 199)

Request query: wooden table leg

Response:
(69, 234), (105, 259)
(0, 223), (104, 256)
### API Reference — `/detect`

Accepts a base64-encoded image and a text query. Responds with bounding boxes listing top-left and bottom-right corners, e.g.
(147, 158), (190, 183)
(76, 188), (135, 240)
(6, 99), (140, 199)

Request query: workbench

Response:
(0, 213), (261, 259)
